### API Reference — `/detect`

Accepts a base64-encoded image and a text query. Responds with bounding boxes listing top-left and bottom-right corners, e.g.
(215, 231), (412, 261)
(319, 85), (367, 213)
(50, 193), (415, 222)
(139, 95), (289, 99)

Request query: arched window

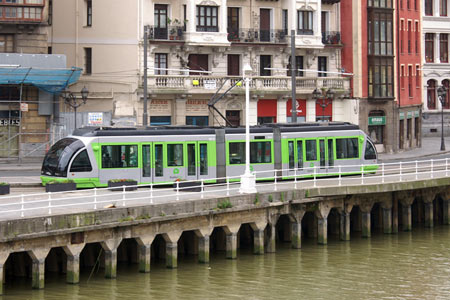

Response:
(427, 80), (437, 110)
(443, 80), (450, 109)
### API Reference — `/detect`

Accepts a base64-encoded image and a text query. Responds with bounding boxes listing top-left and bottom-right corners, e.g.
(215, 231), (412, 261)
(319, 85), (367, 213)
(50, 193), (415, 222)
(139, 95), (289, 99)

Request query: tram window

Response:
(143, 145), (151, 177)
(250, 141), (271, 163)
(305, 140), (317, 161)
(155, 144), (163, 177)
(187, 144), (196, 176)
(168, 144), (183, 166)
(297, 140), (303, 169)
(364, 141), (377, 160)
(101, 145), (138, 168)
(288, 141), (295, 169)
(328, 139), (334, 166)
(229, 142), (245, 164)
(200, 143), (208, 175)
(70, 150), (92, 172)
(336, 138), (359, 159)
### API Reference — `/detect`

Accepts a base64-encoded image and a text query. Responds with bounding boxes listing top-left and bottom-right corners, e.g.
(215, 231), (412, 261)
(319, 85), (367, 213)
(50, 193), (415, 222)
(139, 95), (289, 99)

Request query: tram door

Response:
(186, 142), (209, 181)
(141, 143), (166, 184)
(318, 138), (334, 174)
(287, 139), (305, 177)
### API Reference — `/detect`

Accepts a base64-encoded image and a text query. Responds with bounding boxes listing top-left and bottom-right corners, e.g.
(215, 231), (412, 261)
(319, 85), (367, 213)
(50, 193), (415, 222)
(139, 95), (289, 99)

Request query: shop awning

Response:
(0, 66), (82, 94)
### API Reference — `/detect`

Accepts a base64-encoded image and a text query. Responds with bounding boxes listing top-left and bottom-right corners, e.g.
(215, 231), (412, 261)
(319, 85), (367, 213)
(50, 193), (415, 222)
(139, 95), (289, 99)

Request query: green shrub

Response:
(0, 182), (9, 186)
(108, 179), (136, 183)
(217, 199), (232, 209)
(47, 179), (74, 185)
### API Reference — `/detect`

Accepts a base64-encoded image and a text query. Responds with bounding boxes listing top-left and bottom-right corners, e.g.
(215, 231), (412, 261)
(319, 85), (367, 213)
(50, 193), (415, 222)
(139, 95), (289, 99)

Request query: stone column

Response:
(361, 212), (371, 238)
(226, 233), (238, 259)
(175, 98), (187, 125)
(63, 244), (85, 284)
(267, 224), (276, 253)
(340, 212), (351, 241)
(291, 222), (302, 249)
(317, 217), (328, 245)
(28, 248), (50, 289)
(219, 0), (227, 34)
(402, 204), (412, 231)
(253, 230), (264, 255)
(383, 208), (392, 234)
(444, 199), (450, 225)
(102, 238), (122, 279)
(424, 202), (434, 228)
(187, 0), (195, 33)
(0, 250), (9, 295)
(392, 197), (399, 234)
(136, 235), (154, 273)
(166, 242), (178, 268)
(198, 235), (210, 263)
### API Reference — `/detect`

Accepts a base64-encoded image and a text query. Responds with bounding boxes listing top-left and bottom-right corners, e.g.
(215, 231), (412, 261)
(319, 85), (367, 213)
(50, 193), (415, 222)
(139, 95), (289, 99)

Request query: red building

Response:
(340, 0), (422, 153)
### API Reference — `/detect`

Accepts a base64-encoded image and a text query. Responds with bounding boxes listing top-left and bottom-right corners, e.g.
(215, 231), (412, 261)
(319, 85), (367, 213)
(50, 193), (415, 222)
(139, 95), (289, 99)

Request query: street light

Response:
(437, 85), (447, 151)
(239, 63), (256, 194)
(312, 88), (334, 122)
(62, 86), (89, 130)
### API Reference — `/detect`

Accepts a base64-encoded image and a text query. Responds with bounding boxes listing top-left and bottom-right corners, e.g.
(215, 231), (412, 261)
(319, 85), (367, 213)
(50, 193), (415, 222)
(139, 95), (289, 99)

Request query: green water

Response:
(3, 227), (450, 300)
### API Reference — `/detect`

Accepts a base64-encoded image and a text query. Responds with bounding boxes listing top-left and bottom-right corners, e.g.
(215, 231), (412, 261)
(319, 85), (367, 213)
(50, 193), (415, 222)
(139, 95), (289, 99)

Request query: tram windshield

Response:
(364, 139), (377, 160)
(41, 138), (85, 177)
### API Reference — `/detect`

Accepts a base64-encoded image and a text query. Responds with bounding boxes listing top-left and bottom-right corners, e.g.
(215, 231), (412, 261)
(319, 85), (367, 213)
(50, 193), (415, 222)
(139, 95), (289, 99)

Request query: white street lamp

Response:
(239, 63), (256, 194)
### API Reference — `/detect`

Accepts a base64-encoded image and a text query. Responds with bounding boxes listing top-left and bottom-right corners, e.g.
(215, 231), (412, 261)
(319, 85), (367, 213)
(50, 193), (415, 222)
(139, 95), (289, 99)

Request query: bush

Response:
(108, 179), (136, 183)
(47, 179), (74, 185)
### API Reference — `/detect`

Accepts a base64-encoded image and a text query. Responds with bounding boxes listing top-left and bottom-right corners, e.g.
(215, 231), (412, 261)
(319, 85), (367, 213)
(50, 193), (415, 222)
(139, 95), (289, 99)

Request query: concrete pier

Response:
(253, 229), (264, 255)
(267, 224), (276, 253)
(166, 242), (178, 268)
(444, 200), (450, 225)
(424, 202), (434, 228)
(383, 208), (392, 234)
(226, 233), (238, 259)
(317, 217), (328, 245)
(29, 249), (49, 289)
(339, 212), (351, 241)
(198, 235), (210, 263)
(64, 244), (85, 284)
(362, 212), (371, 238)
(402, 205), (412, 231)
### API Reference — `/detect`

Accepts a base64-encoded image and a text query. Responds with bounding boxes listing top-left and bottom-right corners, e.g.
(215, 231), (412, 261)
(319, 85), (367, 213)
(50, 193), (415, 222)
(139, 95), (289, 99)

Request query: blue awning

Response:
(0, 66), (82, 94)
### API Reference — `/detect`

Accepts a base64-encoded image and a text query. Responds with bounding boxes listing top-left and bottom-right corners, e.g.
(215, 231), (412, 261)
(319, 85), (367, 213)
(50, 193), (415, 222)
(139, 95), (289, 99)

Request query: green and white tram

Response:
(41, 123), (378, 188)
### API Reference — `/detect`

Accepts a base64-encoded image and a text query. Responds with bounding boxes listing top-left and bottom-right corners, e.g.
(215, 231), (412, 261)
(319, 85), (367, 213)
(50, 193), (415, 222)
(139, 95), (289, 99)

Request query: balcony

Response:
(148, 26), (185, 41)
(147, 75), (350, 95)
(0, 3), (44, 23)
(227, 28), (288, 44)
(322, 31), (341, 45)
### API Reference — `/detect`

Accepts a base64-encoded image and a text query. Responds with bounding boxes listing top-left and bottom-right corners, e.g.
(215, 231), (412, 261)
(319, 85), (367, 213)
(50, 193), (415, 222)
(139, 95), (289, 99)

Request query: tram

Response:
(41, 122), (378, 188)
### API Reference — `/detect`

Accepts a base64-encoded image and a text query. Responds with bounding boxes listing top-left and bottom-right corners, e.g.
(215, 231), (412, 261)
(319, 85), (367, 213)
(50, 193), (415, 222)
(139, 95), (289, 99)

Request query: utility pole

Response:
(291, 29), (297, 123)
(143, 25), (149, 126)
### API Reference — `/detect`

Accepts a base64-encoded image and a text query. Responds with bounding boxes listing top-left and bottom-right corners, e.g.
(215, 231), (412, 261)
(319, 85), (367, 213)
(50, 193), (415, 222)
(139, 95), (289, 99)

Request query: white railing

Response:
(0, 158), (449, 221)
(147, 75), (350, 92)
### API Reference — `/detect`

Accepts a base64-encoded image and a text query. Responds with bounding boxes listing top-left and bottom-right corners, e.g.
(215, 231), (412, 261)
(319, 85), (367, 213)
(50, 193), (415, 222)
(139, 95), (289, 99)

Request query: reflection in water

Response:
(4, 227), (450, 299)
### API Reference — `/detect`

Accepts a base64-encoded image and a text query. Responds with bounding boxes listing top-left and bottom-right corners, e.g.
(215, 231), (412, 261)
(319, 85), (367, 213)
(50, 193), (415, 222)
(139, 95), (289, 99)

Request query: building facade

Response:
(422, 0), (450, 137)
(341, 0), (422, 153)
(50, 0), (354, 131)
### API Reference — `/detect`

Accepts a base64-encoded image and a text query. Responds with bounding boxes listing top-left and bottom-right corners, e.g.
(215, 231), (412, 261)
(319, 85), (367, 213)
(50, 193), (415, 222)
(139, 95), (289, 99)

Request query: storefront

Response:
(149, 99), (171, 125)
(286, 99), (307, 123)
(186, 99), (209, 126)
(257, 99), (277, 124)
(315, 99), (333, 122)
(368, 111), (386, 153)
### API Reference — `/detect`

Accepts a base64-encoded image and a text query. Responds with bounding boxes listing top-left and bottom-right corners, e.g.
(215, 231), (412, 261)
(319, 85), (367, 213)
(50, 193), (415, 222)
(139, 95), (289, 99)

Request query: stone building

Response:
(422, 0), (450, 137)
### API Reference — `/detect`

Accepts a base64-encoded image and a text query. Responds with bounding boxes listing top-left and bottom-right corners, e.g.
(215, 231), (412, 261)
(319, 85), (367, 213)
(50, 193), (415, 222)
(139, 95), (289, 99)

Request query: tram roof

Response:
(72, 122), (360, 137)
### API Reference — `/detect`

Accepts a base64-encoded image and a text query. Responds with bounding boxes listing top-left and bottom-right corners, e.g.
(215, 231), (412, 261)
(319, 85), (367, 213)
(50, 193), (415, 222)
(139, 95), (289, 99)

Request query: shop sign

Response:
(88, 112), (103, 125)
(204, 80), (217, 90)
(186, 100), (208, 113)
(0, 119), (20, 126)
(368, 116), (386, 126)
(414, 111), (419, 117)
(407, 111), (413, 119)
(399, 112), (405, 120)
(20, 103), (28, 112)
(150, 99), (170, 113)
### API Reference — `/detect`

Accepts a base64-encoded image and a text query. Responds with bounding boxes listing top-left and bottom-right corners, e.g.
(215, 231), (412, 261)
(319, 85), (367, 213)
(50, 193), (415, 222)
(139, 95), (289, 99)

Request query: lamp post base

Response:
(239, 172), (257, 194)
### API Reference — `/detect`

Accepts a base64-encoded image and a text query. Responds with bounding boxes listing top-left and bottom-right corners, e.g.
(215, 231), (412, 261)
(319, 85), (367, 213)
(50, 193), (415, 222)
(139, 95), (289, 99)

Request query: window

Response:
(250, 141), (271, 164)
(425, 33), (434, 62)
(318, 56), (327, 77)
(443, 80), (450, 109)
(150, 116), (171, 125)
(287, 56), (304, 77)
(336, 138), (359, 159)
(186, 116), (209, 126)
(167, 144), (183, 166)
(416, 65), (420, 88)
(440, 34), (448, 63)
(155, 53), (168, 75)
(197, 6), (218, 32)
(400, 20), (404, 54)
(70, 150), (92, 172)
(368, 12), (393, 56)
(101, 145), (138, 168)
(407, 21), (411, 54)
(415, 22), (419, 54)
(155, 144), (163, 177)
(288, 141), (295, 169)
(282, 9), (288, 35)
(84, 48), (92, 74)
(86, 0), (92, 27)
(364, 141), (377, 160)
(260, 55), (271, 76)
(142, 145), (151, 177)
(368, 57), (394, 98)
(227, 54), (240, 76)
(297, 140), (303, 169)
(414, 0), (417, 10)
(427, 80), (436, 109)
(408, 66), (413, 97)
(400, 0), (403, 9)
(368, 0), (393, 8)
(441, 0), (448, 16)
(227, 7), (239, 40)
(407, 0), (410, 9)
(48, 0), (52, 25)
(425, 0), (433, 15)
(200, 144), (208, 175)
(305, 140), (317, 161)
(154, 4), (168, 39)
(0, 35), (14, 53)
(400, 65), (405, 89)
(229, 142), (245, 164)
(298, 10), (313, 35)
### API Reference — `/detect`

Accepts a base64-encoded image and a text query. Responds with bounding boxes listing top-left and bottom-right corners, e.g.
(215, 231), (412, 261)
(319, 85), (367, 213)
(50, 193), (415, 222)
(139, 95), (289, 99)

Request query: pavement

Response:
(0, 137), (449, 187)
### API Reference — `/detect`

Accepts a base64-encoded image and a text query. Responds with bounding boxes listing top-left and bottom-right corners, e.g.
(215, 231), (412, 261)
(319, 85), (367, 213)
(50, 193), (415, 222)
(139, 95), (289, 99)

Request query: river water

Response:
(4, 226), (450, 300)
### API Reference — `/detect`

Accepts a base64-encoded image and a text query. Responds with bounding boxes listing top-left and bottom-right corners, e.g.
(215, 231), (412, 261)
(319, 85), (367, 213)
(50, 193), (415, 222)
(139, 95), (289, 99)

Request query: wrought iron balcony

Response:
(322, 31), (341, 45)
(148, 26), (185, 41)
(227, 28), (288, 43)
